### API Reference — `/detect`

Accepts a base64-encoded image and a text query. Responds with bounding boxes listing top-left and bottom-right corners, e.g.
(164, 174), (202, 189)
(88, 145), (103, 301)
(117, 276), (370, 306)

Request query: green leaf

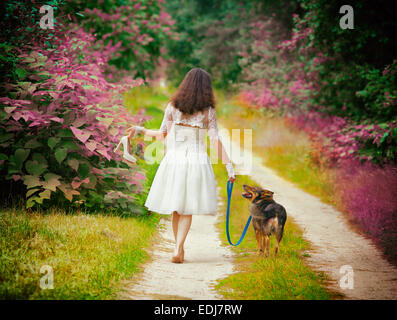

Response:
(15, 68), (27, 79)
(25, 139), (43, 149)
(39, 189), (52, 200)
(55, 148), (67, 164)
(26, 187), (40, 198)
(26, 196), (44, 208)
(380, 132), (389, 144)
(67, 158), (79, 171)
(43, 173), (61, 192)
(25, 160), (47, 176)
(0, 134), (13, 143)
(58, 128), (74, 138)
(14, 148), (30, 168)
(48, 137), (60, 149)
(60, 140), (79, 150)
(32, 153), (47, 166)
(23, 175), (42, 189)
(78, 163), (90, 179)
(58, 182), (79, 202)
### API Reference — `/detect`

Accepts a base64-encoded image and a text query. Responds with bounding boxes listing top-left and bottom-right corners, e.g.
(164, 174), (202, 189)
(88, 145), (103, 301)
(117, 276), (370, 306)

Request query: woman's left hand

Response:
(228, 176), (236, 183)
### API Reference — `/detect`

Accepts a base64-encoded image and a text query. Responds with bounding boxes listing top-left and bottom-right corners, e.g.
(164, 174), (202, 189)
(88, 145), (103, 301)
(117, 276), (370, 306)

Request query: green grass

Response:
(0, 208), (160, 299)
(212, 162), (334, 300)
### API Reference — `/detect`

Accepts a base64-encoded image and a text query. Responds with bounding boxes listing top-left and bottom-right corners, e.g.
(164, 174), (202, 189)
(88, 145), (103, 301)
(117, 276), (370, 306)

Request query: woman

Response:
(127, 68), (235, 264)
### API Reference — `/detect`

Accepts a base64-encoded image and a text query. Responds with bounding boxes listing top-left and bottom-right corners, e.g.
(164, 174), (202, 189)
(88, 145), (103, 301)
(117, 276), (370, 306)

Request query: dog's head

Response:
(242, 185), (274, 203)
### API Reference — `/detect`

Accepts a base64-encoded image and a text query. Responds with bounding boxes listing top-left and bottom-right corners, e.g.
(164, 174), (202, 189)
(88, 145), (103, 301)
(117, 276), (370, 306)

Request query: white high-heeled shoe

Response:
(114, 136), (137, 163)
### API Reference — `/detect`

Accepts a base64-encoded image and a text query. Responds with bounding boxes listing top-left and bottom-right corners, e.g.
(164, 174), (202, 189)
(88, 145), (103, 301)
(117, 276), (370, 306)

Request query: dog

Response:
(242, 185), (287, 256)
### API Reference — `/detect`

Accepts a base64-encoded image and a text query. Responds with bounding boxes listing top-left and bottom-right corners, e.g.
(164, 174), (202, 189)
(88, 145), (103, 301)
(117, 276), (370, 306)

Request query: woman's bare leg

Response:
(172, 211), (185, 262)
(172, 211), (180, 242)
(172, 214), (192, 263)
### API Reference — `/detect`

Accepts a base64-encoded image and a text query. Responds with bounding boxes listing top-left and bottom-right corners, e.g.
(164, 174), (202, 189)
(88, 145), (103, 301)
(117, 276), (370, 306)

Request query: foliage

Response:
(164, 0), (262, 88)
(165, 0), (397, 163)
(0, 25), (149, 211)
(236, 7), (397, 165)
(0, 1), (160, 212)
(289, 0), (397, 122)
(63, 0), (178, 79)
(335, 161), (397, 257)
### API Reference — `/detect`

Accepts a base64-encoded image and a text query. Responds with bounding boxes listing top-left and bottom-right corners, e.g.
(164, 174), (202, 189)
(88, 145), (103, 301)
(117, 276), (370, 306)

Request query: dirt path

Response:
(123, 124), (396, 300)
(220, 126), (397, 300)
(124, 194), (235, 300)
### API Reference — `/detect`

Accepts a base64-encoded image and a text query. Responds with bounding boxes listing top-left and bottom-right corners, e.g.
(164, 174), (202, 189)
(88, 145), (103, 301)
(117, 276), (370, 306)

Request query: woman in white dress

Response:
(126, 68), (235, 263)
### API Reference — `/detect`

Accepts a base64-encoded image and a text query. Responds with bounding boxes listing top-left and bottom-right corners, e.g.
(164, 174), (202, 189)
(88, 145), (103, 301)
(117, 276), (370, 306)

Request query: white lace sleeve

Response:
(207, 107), (235, 179)
(159, 103), (173, 134)
(208, 107), (219, 141)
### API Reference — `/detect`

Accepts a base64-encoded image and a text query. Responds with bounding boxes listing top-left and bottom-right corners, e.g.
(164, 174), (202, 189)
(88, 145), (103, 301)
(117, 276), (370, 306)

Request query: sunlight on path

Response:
(123, 201), (235, 300)
(219, 124), (397, 300)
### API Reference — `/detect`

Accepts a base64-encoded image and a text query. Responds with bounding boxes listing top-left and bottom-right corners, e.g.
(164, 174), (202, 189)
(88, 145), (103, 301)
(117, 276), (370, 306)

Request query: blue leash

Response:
(226, 180), (252, 246)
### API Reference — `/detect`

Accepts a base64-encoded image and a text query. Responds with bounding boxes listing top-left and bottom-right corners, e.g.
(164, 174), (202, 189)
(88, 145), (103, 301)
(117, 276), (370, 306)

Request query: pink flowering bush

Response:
(64, 0), (178, 80)
(0, 19), (149, 212)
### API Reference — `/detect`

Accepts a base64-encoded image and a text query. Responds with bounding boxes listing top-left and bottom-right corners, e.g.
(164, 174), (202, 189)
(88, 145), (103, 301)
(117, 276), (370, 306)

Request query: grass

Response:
(0, 208), (160, 299)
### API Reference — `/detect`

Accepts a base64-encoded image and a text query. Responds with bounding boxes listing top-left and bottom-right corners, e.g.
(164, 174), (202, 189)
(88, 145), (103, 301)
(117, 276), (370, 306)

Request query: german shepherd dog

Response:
(242, 185), (287, 256)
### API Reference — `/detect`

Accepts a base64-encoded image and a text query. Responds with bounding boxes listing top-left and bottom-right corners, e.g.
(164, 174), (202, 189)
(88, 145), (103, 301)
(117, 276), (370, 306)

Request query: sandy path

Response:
(221, 126), (397, 300)
(124, 195), (235, 300)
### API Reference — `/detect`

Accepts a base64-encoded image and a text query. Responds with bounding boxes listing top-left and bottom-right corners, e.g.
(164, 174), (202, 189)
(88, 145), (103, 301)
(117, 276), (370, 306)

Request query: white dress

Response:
(144, 103), (221, 215)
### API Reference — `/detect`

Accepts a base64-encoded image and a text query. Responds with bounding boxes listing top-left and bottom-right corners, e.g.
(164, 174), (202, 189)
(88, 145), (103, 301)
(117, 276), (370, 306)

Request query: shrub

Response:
(335, 161), (397, 257)
(64, 0), (178, 80)
(0, 16), (148, 212)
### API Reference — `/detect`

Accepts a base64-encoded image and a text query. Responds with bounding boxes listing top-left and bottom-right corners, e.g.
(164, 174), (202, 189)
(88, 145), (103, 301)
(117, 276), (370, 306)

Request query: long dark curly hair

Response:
(170, 68), (216, 115)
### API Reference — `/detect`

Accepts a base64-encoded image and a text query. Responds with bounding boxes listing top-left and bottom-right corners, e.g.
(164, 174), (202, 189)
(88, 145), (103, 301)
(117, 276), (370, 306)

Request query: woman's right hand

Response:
(126, 125), (145, 138)
(126, 126), (136, 139)
(226, 162), (235, 183)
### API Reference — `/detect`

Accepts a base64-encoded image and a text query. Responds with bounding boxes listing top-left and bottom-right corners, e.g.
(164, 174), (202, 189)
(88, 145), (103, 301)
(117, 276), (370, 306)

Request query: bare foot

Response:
(171, 255), (183, 263)
(172, 247), (184, 264)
